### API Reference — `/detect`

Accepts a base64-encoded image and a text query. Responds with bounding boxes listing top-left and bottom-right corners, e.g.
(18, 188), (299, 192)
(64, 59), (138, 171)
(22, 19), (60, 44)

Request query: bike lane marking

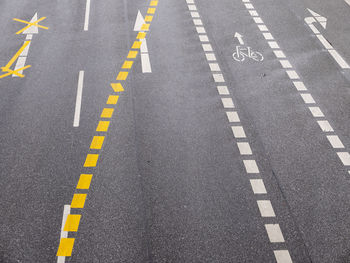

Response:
(241, 0), (350, 181)
(185, 0), (292, 261)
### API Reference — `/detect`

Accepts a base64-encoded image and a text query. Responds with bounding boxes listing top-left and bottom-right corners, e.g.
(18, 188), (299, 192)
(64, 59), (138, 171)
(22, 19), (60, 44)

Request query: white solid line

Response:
(209, 63), (221, 71)
(274, 250), (293, 263)
(279, 60), (292, 68)
(73, 71), (85, 127)
(222, 98), (235, 108)
(286, 70), (300, 79)
(84, 0), (91, 31)
(337, 152), (350, 165)
(250, 179), (267, 194)
(268, 41), (280, 49)
(193, 19), (203, 26)
(191, 12), (200, 18)
(213, 73), (225, 82)
(317, 120), (334, 132)
(217, 86), (229, 95)
(141, 39), (148, 53)
(202, 43), (212, 51)
(245, 3), (254, 9)
(199, 35), (209, 42)
(12, 57), (27, 77)
(309, 106), (324, 117)
(226, 111), (240, 122)
(237, 142), (253, 155)
(265, 224), (285, 243)
(273, 50), (286, 58)
(300, 93), (315, 104)
(328, 49), (350, 69)
(249, 10), (259, 16)
(141, 54), (152, 73)
(231, 126), (246, 138)
(243, 160), (260, 173)
(257, 200), (276, 217)
(188, 4), (197, 10)
(205, 53), (216, 61)
(57, 205), (71, 263)
(293, 81), (307, 91)
(327, 135), (345, 149)
(316, 34), (333, 49)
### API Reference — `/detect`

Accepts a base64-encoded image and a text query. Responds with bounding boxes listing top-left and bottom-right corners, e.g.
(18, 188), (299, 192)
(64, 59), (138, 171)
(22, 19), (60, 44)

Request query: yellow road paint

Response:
(0, 65), (31, 79)
(64, 214), (81, 232)
(145, 15), (153, 22)
(131, 41), (142, 49)
(14, 16), (48, 35)
(101, 108), (114, 118)
(106, 95), (119, 105)
(137, 32), (146, 39)
(57, 238), (75, 256)
(110, 83), (124, 92)
(2, 41), (30, 71)
(71, 194), (87, 208)
(150, 1), (158, 6)
(127, 50), (138, 59)
(96, 121), (110, 132)
(148, 8), (156, 14)
(90, 136), (105, 149)
(122, 61), (134, 69)
(77, 174), (93, 189)
(141, 24), (150, 31)
(116, 71), (129, 80)
(84, 154), (99, 167)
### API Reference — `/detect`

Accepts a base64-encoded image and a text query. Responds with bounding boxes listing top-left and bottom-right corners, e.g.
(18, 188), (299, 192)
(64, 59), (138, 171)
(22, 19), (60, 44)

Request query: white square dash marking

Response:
(273, 50), (286, 58)
(199, 35), (209, 42)
(226, 112), (240, 122)
(249, 10), (259, 16)
(300, 93), (315, 104)
(309, 107), (324, 117)
(191, 12), (200, 18)
(268, 41), (279, 49)
(279, 60), (292, 68)
(188, 4), (197, 10)
(257, 200), (275, 217)
(242, 0), (250, 2)
(193, 19), (203, 26)
(209, 63), (221, 71)
(231, 126), (246, 138)
(286, 70), (299, 79)
(197, 27), (206, 34)
(317, 120), (334, 132)
(205, 53), (216, 61)
(221, 98), (234, 108)
(186, 0), (194, 3)
(202, 43), (212, 51)
(293, 81), (307, 91)
(265, 224), (285, 243)
(253, 17), (264, 24)
(327, 135), (344, 149)
(217, 86), (229, 95)
(213, 73), (225, 82)
(337, 152), (350, 166)
(245, 3), (254, 9)
(274, 250), (293, 263)
(263, 33), (274, 40)
(250, 179), (267, 194)
(243, 160), (260, 173)
(258, 25), (269, 31)
(237, 142), (253, 155)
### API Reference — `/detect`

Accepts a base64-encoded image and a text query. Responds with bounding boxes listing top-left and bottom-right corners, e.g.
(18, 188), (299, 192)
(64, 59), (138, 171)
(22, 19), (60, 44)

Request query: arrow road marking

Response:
(234, 32), (244, 44)
(305, 9), (350, 69)
(13, 14), (48, 35)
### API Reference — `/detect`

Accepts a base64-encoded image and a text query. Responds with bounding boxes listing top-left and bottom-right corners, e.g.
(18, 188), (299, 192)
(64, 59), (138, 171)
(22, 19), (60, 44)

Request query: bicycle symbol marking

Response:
(232, 45), (263, 62)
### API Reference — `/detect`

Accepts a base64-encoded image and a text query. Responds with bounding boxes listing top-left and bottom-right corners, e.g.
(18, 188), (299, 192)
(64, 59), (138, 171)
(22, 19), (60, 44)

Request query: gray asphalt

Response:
(1, 0), (350, 262)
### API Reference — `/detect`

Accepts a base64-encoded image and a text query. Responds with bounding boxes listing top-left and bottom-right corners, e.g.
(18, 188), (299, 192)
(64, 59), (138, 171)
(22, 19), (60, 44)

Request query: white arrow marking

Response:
(134, 11), (145, 31)
(307, 8), (327, 29)
(234, 32), (244, 45)
(23, 13), (39, 34)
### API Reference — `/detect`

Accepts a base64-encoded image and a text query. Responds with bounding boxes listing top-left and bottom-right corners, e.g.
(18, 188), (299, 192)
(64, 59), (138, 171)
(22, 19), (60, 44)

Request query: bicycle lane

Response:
(194, 0), (350, 262)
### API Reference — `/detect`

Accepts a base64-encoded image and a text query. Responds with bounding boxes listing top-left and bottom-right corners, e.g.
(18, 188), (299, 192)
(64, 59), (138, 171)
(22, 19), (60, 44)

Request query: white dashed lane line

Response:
(185, 0), (293, 261)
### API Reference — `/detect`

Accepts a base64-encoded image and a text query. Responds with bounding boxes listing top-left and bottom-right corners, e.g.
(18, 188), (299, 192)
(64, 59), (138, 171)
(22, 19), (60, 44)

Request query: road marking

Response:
(300, 93), (315, 104)
(346, 0), (350, 6)
(309, 106), (324, 117)
(96, 121), (110, 132)
(279, 60), (292, 68)
(209, 63), (221, 71)
(199, 35), (209, 42)
(73, 71), (85, 127)
(116, 71), (129, 80)
(231, 126), (246, 138)
(286, 70), (299, 79)
(84, 0), (91, 31)
(76, 174), (93, 189)
(250, 179), (267, 194)
(327, 135), (345, 148)
(213, 73), (225, 82)
(226, 111), (241, 122)
(64, 214), (81, 232)
(263, 33), (274, 40)
(274, 250), (293, 263)
(205, 53), (216, 61)
(293, 81), (307, 91)
(101, 108), (114, 118)
(337, 152), (350, 165)
(13, 16), (48, 35)
(273, 50), (286, 59)
(243, 160), (260, 173)
(106, 95), (119, 104)
(267, 41), (279, 49)
(237, 142), (253, 155)
(57, 238), (75, 257)
(57, 205), (72, 261)
(83, 154), (99, 167)
(71, 194), (87, 208)
(265, 224), (285, 243)
(221, 98), (235, 108)
(197, 27), (206, 34)
(253, 17), (264, 24)
(191, 12), (200, 18)
(217, 86), (229, 95)
(234, 32), (244, 44)
(257, 200), (276, 217)
(317, 120), (334, 132)
(193, 19), (203, 25)
(90, 136), (105, 149)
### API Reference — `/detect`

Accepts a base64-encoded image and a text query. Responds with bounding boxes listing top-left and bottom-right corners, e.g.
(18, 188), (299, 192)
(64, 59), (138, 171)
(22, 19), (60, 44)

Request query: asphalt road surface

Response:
(1, 0), (350, 262)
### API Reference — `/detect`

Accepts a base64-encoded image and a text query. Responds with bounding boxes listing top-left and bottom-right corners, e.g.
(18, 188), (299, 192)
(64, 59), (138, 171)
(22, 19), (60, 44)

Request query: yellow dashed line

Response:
(57, 238), (75, 256)
(71, 194), (87, 208)
(150, 0), (158, 6)
(100, 108), (114, 118)
(106, 95), (119, 105)
(77, 174), (93, 189)
(137, 32), (146, 39)
(64, 214), (81, 232)
(122, 61), (134, 69)
(127, 50), (138, 59)
(148, 8), (156, 14)
(141, 23), (150, 31)
(116, 71), (129, 80)
(110, 83), (124, 92)
(90, 136), (105, 149)
(145, 15), (153, 22)
(96, 121), (110, 132)
(131, 41), (142, 49)
(84, 154), (99, 167)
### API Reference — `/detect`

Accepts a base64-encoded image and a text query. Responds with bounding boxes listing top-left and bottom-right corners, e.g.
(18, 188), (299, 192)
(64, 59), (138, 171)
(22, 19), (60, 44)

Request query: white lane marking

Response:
(265, 224), (285, 243)
(141, 54), (152, 73)
(26, 34), (33, 40)
(308, 24), (320, 34)
(199, 35), (209, 42)
(237, 142), (253, 155)
(337, 152), (350, 165)
(245, 3), (254, 9)
(263, 33), (274, 40)
(217, 86), (229, 95)
(202, 43), (213, 51)
(205, 53), (216, 61)
(327, 135), (345, 149)
(268, 41), (280, 49)
(213, 73), (225, 82)
(73, 71), (85, 127)
(315, 34), (333, 49)
(134, 10), (145, 31)
(226, 111), (241, 122)
(253, 17), (264, 24)
(300, 93), (315, 104)
(12, 57), (27, 77)
(221, 98), (235, 108)
(317, 120), (334, 132)
(249, 10), (259, 16)
(186, 0), (194, 3)
(209, 63), (221, 71)
(196, 27), (206, 34)
(258, 25), (269, 31)
(141, 38), (148, 53)
(231, 126), (247, 138)
(234, 32), (244, 45)
(328, 49), (350, 69)
(346, 0), (350, 6)
(309, 106), (324, 117)
(57, 205), (71, 263)
(274, 250), (293, 263)
(273, 50), (286, 58)
(193, 19), (203, 25)
(242, 0), (250, 2)
(257, 200), (276, 217)
(84, 0), (91, 31)
(21, 41), (31, 56)
(191, 12), (200, 18)
(286, 70), (300, 79)
(250, 179), (267, 194)
(188, 4), (197, 10)
(243, 160), (260, 173)
(279, 60), (292, 68)
(293, 81), (307, 91)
